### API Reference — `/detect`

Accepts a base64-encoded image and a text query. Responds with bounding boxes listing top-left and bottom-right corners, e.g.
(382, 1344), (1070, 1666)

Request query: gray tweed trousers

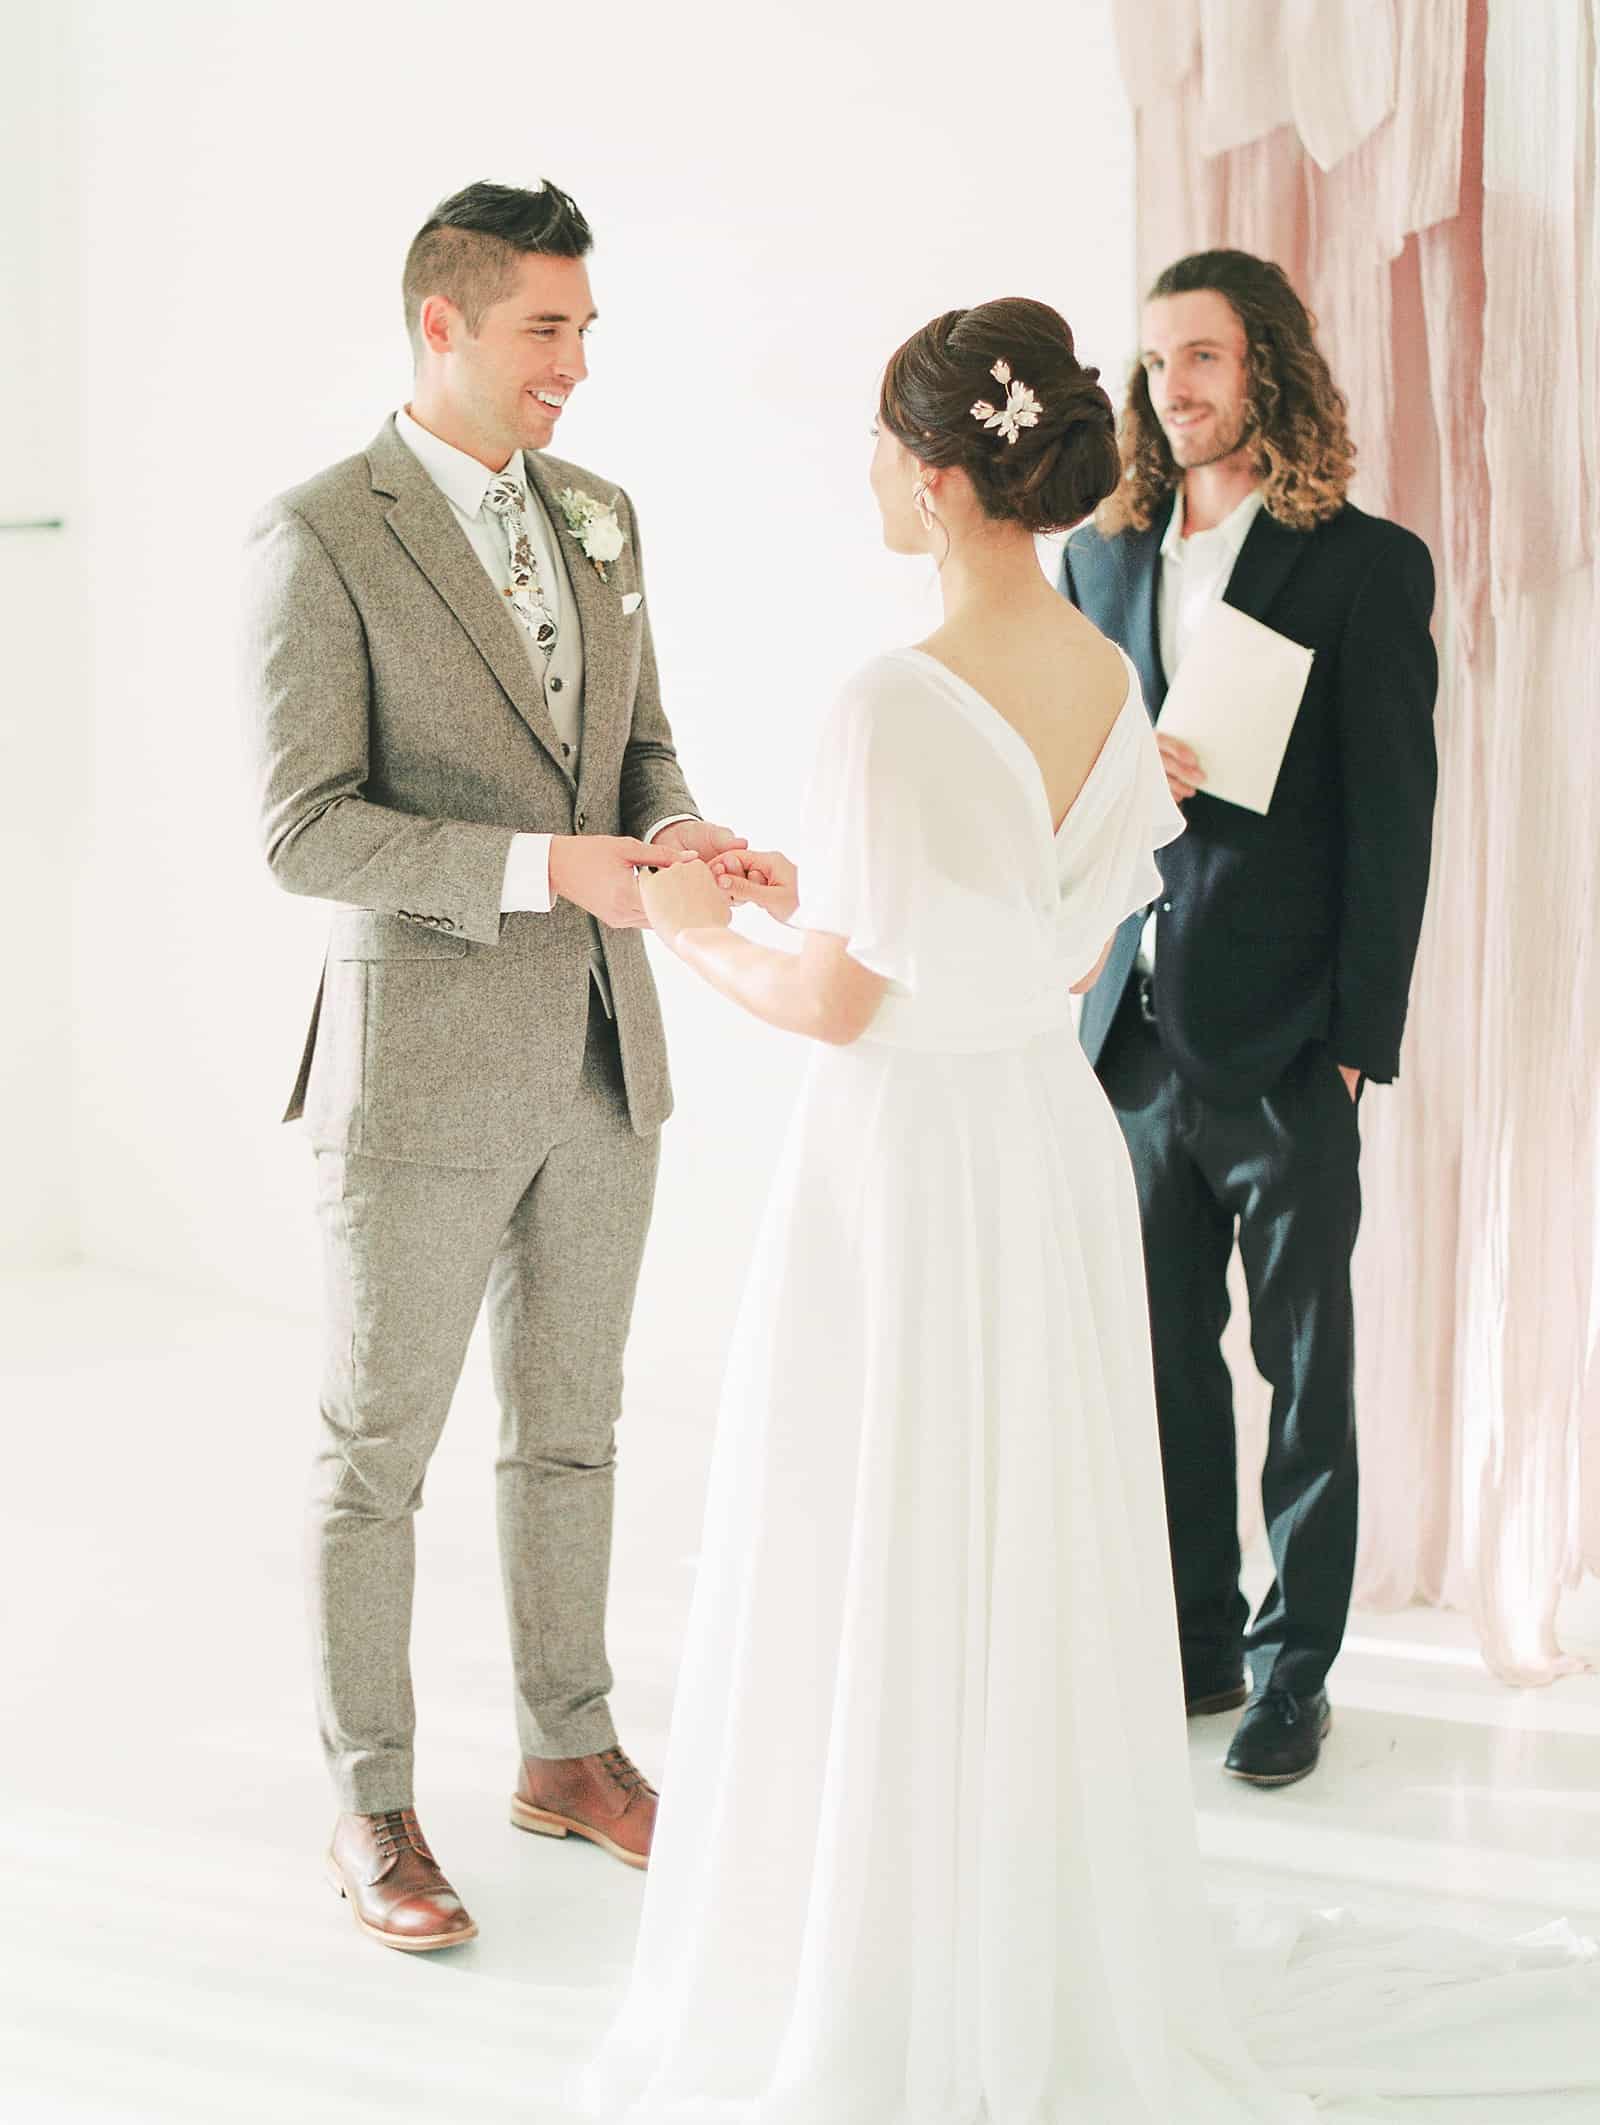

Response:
(309, 994), (659, 1813)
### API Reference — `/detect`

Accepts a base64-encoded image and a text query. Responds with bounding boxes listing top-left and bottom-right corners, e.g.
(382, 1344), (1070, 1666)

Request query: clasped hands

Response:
(641, 826), (800, 949)
(548, 819), (797, 943)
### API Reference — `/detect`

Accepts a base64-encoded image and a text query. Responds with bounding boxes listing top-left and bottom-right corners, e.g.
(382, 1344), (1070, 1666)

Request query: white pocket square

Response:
(622, 591), (643, 616)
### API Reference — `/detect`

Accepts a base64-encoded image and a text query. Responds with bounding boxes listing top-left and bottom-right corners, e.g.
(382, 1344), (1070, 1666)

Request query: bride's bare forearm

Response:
(674, 928), (836, 1039)
(674, 927), (882, 1044)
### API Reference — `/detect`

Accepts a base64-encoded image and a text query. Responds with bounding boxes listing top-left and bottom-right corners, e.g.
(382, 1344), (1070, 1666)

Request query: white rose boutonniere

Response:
(554, 486), (627, 581)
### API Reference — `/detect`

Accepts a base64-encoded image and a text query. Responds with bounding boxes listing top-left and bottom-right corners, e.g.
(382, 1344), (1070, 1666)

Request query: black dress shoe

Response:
(1223, 1687), (1331, 1785)
(1185, 1673), (1249, 1718)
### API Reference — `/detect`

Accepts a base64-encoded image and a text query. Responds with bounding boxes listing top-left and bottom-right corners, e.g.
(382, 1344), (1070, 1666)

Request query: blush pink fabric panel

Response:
(1111, 0), (1197, 113)
(1284, 0), (1396, 171)
(1197, 0), (1295, 156)
(1392, 0), (1466, 234)
(1466, 0), (1598, 1677)
(1111, 0), (1599, 1681)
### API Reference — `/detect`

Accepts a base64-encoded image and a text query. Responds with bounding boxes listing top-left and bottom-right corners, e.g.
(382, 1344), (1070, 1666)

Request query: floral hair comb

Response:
(970, 359), (1042, 445)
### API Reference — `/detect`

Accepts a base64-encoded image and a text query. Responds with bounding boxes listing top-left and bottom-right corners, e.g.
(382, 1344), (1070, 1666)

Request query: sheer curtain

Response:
(1110, 0), (1599, 1681)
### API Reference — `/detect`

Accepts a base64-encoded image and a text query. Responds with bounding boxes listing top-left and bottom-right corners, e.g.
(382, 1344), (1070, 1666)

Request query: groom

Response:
(1062, 250), (1437, 1786)
(243, 179), (744, 1949)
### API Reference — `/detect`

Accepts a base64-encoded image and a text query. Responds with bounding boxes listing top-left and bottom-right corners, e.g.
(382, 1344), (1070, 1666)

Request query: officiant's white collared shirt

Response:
(1157, 482), (1266, 682)
(1141, 483), (1266, 971)
(394, 406), (691, 916)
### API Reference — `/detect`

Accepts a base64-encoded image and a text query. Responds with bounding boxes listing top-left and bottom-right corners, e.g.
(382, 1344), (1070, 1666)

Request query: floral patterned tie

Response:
(483, 474), (558, 656)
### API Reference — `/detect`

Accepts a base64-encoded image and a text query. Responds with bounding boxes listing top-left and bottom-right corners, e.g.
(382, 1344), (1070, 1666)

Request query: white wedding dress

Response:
(580, 650), (1598, 2125)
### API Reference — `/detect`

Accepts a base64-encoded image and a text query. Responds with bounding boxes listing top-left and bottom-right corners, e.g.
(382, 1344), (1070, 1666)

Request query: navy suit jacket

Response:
(1061, 500), (1437, 1101)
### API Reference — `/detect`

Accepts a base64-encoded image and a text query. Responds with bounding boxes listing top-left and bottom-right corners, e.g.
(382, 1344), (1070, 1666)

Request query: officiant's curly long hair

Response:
(1098, 250), (1356, 536)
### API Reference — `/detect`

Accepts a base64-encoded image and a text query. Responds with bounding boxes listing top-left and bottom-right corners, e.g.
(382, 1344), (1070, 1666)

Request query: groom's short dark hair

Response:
(403, 180), (593, 354)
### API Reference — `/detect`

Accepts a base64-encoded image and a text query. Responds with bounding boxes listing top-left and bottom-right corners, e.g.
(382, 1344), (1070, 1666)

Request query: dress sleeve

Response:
(1054, 705), (1188, 981)
(789, 662), (929, 989)
(1116, 715), (1187, 929)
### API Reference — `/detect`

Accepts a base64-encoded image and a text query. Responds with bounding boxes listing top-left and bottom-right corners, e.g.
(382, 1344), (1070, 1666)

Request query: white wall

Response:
(2, 4), (82, 1268)
(62, 0), (1134, 1381)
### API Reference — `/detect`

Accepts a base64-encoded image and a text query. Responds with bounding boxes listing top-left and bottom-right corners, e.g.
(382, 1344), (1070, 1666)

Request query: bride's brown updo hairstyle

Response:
(878, 297), (1119, 535)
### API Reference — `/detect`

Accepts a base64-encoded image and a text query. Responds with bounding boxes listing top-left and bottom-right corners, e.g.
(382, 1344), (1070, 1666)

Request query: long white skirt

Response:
(579, 1029), (1597, 2124)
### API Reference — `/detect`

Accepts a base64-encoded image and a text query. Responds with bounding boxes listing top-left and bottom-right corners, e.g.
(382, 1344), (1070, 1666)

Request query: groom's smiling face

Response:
(421, 251), (597, 470)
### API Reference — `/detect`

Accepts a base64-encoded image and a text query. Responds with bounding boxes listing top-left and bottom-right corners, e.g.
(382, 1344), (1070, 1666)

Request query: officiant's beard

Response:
(1166, 406), (1255, 473)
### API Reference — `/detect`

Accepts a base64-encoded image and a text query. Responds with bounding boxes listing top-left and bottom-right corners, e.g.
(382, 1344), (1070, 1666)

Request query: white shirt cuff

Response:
(501, 832), (554, 913)
(644, 814), (700, 845)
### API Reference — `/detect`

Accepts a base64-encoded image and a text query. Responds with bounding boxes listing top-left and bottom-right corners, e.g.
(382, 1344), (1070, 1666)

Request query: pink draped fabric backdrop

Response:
(1110, 0), (1599, 1682)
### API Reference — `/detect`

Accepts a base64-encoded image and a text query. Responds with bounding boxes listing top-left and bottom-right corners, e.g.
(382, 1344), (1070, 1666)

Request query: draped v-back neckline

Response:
(896, 646), (1139, 846)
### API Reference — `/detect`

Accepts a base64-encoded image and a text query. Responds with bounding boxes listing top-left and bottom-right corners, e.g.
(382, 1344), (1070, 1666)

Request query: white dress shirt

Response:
(1140, 483), (1266, 970)
(394, 407), (693, 918)
(1157, 481), (1265, 682)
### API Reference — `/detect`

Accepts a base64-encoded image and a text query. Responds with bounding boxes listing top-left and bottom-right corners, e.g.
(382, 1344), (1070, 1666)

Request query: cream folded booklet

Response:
(1155, 601), (1315, 815)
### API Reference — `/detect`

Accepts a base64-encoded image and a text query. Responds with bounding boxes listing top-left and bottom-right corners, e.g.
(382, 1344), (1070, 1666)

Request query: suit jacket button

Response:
(576, 809), (587, 830)
(550, 676), (564, 692)
(1161, 900), (1173, 913)
(561, 741), (572, 756)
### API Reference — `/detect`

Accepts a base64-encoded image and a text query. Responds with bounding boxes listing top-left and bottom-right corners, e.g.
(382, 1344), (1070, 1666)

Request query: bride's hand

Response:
(640, 857), (732, 948)
(714, 848), (799, 924)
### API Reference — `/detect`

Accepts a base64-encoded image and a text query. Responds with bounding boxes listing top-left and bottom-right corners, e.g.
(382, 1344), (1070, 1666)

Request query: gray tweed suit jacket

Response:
(242, 417), (699, 1168)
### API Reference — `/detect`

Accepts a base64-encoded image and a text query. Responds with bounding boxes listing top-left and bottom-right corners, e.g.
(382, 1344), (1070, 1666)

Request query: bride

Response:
(577, 299), (1597, 2124)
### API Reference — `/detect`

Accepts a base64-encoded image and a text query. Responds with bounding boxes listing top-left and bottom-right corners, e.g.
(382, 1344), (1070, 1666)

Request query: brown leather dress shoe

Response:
(326, 1807), (478, 1951)
(510, 1746), (658, 1870)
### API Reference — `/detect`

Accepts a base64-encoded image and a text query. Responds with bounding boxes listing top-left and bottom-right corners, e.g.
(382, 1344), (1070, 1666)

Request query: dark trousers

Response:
(1097, 980), (1363, 1700)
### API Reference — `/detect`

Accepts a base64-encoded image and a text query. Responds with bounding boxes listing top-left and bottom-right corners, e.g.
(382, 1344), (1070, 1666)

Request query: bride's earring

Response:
(912, 479), (937, 533)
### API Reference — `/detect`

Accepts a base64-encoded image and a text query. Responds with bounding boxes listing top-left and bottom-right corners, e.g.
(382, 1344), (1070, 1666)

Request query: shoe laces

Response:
(599, 1747), (657, 1802)
(369, 1806), (435, 1864)
(1258, 1684), (1308, 1727)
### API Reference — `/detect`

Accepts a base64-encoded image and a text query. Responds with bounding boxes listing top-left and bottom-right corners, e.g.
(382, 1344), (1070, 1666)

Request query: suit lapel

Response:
(368, 421), (569, 769)
(1125, 521), (1166, 721)
(1222, 507), (1312, 628)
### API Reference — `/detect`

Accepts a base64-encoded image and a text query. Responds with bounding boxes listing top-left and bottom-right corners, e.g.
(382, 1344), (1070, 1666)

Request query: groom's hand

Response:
(650, 819), (751, 873)
(641, 858), (732, 948)
(549, 835), (692, 928)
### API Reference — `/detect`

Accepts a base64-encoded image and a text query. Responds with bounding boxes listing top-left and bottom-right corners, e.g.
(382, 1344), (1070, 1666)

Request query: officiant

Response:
(1060, 249), (1437, 1786)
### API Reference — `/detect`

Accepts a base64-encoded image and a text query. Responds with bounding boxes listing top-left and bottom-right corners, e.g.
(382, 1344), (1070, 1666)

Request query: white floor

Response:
(3, 1265), (1598, 2124)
